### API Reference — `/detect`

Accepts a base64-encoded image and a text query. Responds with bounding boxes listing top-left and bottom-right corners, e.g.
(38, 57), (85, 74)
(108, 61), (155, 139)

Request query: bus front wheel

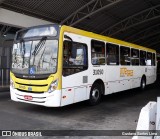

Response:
(88, 83), (102, 106)
(140, 77), (146, 90)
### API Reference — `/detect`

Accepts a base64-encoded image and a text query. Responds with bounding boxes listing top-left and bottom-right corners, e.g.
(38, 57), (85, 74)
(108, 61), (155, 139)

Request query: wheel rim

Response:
(91, 88), (100, 101)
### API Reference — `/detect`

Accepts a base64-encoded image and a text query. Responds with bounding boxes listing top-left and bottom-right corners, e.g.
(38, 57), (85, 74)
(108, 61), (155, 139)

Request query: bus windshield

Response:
(12, 39), (58, 75)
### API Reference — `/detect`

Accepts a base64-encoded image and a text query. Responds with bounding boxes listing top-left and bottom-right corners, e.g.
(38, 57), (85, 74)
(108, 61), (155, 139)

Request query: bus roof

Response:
(61, 25), (156, 53)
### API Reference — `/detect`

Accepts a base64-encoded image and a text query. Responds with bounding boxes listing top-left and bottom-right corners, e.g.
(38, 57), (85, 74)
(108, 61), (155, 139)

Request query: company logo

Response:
(23, 75), (36, 78)
(2, 131), (11, 136)
(120, 68), (133, 77)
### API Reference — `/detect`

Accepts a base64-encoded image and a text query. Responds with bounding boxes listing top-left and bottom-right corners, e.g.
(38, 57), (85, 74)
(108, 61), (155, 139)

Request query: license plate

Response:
(24, 95), (33, 101)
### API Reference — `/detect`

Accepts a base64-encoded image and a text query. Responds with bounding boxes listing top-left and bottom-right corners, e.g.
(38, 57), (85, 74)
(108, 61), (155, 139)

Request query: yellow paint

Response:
(120, 68), (133, 77)
(61, 25), (156, 53)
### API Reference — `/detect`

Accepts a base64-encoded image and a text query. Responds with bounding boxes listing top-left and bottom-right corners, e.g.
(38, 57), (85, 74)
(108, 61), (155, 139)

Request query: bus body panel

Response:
(60, 28), (156, 106)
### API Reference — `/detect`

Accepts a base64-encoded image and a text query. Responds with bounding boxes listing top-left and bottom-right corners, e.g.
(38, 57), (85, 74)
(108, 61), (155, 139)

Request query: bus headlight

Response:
(48, 79), (58, 93)
(10, 78), (15, 89)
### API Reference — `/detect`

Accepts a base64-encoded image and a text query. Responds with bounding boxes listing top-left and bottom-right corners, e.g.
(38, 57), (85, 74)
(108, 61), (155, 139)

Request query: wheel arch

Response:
(92, 79), (105, 95)
(140, 74), (147, 90)
(142, 74), (146, 82)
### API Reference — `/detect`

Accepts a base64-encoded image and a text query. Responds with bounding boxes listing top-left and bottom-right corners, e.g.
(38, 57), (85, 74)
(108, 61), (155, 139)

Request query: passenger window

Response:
(140, 51), (146, 66)
(131, 49), (139, 65)
(63, 41), (88, 76)
(91, 40), (105, 65)
(152, 53), (156, 66)
(147, 52), (152, 66)
(120, 46), (130, 65)
(106, 43), (119, 65)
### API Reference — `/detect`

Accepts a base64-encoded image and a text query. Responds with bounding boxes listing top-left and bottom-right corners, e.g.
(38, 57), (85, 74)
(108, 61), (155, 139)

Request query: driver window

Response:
(63, 40), (88, 76)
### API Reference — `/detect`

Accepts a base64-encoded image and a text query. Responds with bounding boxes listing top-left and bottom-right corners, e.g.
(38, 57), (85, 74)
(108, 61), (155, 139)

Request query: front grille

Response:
(17, 89), (44, 94)
(14, 74), (49, 80)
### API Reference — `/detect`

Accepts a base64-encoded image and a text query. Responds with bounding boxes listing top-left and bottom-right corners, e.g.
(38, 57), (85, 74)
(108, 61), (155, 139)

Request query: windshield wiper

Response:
(32, 36), (47, 67)
(32, 36), (47, 56)
(38, 43), (47, 69)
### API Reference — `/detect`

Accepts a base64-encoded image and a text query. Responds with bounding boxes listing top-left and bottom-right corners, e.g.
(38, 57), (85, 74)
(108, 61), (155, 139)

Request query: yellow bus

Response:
(10, 24), (157, 107)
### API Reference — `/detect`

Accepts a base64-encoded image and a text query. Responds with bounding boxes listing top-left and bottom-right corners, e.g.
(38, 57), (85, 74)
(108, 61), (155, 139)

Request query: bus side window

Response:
(131, 49), (139, 66)
(91, 40), (105, 65)
(106, 43), (119, 65)
(152, 53), (156, 66)
(140, 50), (146, 66)
(120, 46), (130, 65)
(63, 40), (88, 76)
(147, 52), (152, 66)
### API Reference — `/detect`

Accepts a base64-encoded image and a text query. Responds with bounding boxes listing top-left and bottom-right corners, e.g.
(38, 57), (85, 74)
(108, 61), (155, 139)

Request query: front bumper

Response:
(10, 87), (62, 107)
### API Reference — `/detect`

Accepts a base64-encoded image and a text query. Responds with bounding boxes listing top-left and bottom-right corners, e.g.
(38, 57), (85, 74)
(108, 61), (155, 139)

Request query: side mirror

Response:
(64, 35), (73, 41)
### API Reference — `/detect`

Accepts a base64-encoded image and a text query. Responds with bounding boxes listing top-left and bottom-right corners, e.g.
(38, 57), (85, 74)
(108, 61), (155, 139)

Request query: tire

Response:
(140, 77), (146, 90)
(88, 83), (102, 106)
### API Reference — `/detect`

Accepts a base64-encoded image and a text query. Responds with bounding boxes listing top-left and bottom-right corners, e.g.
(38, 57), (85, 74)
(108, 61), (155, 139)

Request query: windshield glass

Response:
(12, 39), (58, 75)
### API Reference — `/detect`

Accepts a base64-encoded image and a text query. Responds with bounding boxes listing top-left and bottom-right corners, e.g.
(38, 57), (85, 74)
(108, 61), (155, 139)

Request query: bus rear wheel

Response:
(140, 77), (146, 90)
(88, 83), (102, 106)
